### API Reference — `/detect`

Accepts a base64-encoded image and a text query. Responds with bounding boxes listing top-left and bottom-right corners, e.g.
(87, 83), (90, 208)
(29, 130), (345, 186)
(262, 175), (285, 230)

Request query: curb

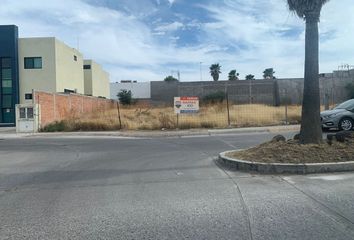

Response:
(0, 125), (300, 139)
(208, 125), (300, 135)
(218, 150), (354, 174)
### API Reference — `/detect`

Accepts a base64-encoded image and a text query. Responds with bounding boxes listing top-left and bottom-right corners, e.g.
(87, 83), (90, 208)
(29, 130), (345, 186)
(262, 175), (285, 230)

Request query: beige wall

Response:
(18, 37), (85, 103)
(19, 37), (109, 103)
(55, 39), (84, 94)
(18, 38), (57, 103)
(83, 60), (93, 96)
(84, 60), (110, 98)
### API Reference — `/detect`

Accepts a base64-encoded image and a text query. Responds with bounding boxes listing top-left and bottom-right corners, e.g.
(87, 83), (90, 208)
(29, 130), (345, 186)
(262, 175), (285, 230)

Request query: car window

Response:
(334, 99), (354, 110)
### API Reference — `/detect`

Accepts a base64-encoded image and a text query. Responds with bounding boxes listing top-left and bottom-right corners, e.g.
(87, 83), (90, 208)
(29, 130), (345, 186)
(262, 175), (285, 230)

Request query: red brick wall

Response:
(33, 91), (116, 127)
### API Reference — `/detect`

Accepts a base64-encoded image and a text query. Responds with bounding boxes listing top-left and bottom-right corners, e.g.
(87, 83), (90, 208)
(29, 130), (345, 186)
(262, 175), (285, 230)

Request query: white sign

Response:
(174, 97), (199, 114)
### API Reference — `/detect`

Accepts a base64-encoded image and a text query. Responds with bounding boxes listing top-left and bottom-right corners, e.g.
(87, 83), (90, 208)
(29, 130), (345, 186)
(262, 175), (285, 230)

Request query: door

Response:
(2, 108), (14, 123)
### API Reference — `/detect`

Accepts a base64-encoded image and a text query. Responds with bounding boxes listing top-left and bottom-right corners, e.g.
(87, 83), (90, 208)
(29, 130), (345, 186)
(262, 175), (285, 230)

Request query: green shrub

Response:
(41, 121), (67, 132)
(117, 90), (133, 105)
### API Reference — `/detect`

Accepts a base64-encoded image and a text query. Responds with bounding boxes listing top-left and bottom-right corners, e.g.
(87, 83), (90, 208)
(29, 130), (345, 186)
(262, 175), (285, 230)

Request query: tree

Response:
(287, 0), (329, 144)
(210, 63), (221, 81)
(117, 89), (133, 105)
(164, 75), (178, 82)
(263, 68), (275, 79)
(228, 69), (239, 81)
(245, 74), (255, 80)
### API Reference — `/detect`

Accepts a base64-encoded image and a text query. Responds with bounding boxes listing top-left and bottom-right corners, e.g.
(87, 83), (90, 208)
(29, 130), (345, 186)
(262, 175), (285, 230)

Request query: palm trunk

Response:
(299, 12), (322, 144)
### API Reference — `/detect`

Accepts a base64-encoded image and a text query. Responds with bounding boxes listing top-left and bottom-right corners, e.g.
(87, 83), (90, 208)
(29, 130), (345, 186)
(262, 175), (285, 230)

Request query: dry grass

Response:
(226, 138), (354, 163)
(41, 103), (302, 132)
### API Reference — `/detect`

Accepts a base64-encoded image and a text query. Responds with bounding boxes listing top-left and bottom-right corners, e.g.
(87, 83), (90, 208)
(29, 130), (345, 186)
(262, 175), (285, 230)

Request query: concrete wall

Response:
(19, 38), (57, 103)
(150, 70), (354, 106)
(84, 60), (110, 98)
(110, 82), (151, 100)
(55, 39), (84, 94)
(151, 80), (278, 105)
(33, 91), (116, 127)
(277, 73), (354, 105)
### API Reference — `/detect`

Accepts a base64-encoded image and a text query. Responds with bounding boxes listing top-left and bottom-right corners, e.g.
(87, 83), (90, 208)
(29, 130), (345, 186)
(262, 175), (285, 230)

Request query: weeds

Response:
(41, 104), (302, 132)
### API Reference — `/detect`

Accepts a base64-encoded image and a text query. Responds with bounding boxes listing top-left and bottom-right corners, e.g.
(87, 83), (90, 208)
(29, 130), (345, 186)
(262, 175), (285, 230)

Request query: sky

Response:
(0, 0), (353, 82)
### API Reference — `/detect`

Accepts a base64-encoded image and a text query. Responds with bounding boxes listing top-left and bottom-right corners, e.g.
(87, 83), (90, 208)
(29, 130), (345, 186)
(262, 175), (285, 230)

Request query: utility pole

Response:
(171, 70), (180, 81)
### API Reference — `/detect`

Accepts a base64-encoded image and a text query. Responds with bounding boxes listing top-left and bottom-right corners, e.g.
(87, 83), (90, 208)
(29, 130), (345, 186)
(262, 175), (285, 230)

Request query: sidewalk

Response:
(0, 127), (32, 139)
(0, 125), (300, 139)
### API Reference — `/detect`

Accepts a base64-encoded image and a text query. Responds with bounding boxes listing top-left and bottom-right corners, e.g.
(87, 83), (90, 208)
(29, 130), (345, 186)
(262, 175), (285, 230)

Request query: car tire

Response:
(338, 117), (354, 131)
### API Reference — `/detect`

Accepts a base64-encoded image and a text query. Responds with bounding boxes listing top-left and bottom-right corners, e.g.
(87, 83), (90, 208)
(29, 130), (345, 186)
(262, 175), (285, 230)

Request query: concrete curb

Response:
(208, 125), (300, 135)
(218, 150), (354, 174)
(0, 124), (300, 139)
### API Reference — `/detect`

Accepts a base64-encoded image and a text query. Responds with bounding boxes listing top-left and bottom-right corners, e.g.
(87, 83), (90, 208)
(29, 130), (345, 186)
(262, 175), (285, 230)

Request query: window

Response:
(19, 107), (33, 119)
(24, 57), (42, 69)
(64, 89), (75, 94)
(74, 55), (77, 61)
(1, 58), (11, 68)
(1, 68), (12, 80)
(2, 80), (12, 94)
(2, 80), (12, 88)
(2, 95), (12, 108)
(25, 93), (33, 100)
(83, 65), (91, 70)
(19, 108), (26, 119)
(27, 108), (34, 118)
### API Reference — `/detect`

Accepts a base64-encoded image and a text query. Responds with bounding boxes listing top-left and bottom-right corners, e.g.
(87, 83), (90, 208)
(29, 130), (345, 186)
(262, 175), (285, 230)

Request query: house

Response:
(0, 25), (110, 125)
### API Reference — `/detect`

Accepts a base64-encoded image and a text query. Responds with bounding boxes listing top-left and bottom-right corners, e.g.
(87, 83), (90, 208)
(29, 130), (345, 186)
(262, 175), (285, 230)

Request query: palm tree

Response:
(287, 0), (329, 144)
(228, 70), (239, 81)
(245, 74), (255, 80)
(210, 63), (221, 81)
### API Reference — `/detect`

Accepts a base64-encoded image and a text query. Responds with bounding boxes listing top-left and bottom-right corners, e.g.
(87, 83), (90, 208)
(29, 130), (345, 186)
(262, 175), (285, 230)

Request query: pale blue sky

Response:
(1, 0), (353, 82)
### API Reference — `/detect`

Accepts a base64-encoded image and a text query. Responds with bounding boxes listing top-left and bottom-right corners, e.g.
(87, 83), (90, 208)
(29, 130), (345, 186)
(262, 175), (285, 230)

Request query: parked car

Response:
(321, 99), (354, 131)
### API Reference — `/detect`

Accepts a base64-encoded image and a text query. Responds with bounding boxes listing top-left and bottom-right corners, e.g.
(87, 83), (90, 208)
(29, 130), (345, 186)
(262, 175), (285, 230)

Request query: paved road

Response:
(0, 132), (354, 239)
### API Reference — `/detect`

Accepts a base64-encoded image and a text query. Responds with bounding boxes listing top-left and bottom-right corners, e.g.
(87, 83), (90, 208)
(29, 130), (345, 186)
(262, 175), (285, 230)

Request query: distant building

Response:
(110, 81), (151, 100)
(0, 25), (110, 125)
(84, 60), (110, 98)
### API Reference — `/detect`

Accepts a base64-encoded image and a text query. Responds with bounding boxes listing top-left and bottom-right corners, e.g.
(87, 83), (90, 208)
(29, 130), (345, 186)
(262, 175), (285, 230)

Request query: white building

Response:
(110, 81), (151, 100)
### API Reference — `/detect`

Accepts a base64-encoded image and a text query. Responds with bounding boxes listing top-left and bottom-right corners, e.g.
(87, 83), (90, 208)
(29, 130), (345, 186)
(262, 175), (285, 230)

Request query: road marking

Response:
(308, 175), (352, 181)
(213, 136), (238, 149)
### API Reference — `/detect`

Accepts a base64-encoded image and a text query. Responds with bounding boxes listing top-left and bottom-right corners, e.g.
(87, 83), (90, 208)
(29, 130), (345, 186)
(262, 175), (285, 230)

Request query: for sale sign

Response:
(174, 97), (199, 114)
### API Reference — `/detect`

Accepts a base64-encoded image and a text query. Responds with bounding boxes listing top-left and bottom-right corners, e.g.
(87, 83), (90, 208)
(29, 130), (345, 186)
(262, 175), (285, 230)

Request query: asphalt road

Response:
(0, 132), (354, 240)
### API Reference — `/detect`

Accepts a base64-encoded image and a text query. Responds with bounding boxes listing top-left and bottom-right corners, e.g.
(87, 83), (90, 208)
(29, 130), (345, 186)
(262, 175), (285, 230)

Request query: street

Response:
(0, 132), (354, 239)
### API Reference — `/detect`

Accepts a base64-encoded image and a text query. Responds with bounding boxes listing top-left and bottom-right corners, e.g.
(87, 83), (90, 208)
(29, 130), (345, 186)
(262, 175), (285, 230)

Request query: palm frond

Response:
(287, 0), (330, 18)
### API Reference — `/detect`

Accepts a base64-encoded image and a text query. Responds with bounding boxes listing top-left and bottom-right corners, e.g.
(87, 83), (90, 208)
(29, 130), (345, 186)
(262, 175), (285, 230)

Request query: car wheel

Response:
(338, 118), (354, 131)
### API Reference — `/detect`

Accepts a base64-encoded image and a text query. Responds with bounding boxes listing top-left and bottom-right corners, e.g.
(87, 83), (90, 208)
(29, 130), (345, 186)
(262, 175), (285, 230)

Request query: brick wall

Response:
(33, 91), (116, 127)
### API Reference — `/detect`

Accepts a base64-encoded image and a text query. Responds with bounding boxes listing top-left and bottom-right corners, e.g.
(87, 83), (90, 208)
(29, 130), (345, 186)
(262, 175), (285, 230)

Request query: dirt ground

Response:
(226, 138), (354, 164)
